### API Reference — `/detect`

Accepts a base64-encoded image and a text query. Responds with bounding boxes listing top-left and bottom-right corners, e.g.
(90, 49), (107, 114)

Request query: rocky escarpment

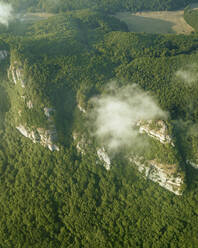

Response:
(16, 106), (59, 151)
(16, 125), (59, 151)
(73, 132), (87, 155)
(137, 120), (174, 146)
(8, 61), (59, 151)
(8, 62), (185, 193)
(73, 113), (184, 194)
(76, 103), (111, 169)
(129, 156), (183, 195)
(131, 119), (184, 195)
(73, 131), (111, 170)
(97, 148), (111, 170)
(8, 61), (26, 88)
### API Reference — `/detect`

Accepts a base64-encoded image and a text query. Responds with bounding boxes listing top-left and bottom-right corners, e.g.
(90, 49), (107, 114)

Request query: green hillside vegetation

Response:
(3, 0), (198, 13)
(184, 6), (198, 31)
(1, 8), (198, 248)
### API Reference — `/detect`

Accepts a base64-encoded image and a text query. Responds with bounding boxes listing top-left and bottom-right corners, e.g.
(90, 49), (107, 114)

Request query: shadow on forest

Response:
(0, 85), (10, 130)
(53, 86), (76, 147)
(173, 121), (198, 192)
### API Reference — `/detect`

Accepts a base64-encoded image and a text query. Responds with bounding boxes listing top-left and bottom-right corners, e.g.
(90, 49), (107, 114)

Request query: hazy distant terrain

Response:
(115, 10), (194, 34)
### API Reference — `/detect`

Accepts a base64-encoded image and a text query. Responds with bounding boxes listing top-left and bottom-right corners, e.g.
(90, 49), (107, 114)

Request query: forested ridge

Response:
(3, 0), (198, 13)
(1, 2), (198, 248)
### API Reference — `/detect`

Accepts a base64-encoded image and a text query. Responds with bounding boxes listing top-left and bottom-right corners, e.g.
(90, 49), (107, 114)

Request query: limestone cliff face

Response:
(16, 125), (59, 151)
(73, 131), (111, 170)
(8, 61), (59, 151)
(7, 61), (185, 192)
(73, 115), (184, 194)
(132, 120), (184, 195)
(129, 156), (183, 195)
(75, 103), (111, 170)
(97, 148), (111, 170)
(73, 132), (87, 155)
(137, 120), (174, 145)
(8, 61), (26, 88)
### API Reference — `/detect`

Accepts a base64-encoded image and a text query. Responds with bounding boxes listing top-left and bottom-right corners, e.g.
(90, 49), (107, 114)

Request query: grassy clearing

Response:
(115, 10), (194, 34)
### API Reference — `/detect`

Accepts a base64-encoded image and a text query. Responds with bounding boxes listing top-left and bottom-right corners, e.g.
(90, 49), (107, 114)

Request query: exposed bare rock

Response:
(16, 125), (36, 142)
(187, 160), (198, 169)
(129, 156), (183, 195)
(8, 61), (60, 151)
(73, 132), (111, 170)
(77, 104), (86, 113)
(8, 62), (25, 87)
(44, 107), (55, 118)
(27, 100), (33, 109)
(97, 148), (111, 170)
(0, 50), (8, 60)
(16, 125), (59, 151)
(37, 127), (59, 151)
(73, 132), (87, 155)
(137, 120), (174, 145)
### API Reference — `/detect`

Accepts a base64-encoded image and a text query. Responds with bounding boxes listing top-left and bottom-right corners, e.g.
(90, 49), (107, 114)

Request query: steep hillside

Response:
(3, 10), (198, 193)
(4, 0), (198, 13)
(1, 9), (198, 248)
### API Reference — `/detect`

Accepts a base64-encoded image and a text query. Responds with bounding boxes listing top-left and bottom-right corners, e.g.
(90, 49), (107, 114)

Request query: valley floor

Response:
(114, 10), (194, 34)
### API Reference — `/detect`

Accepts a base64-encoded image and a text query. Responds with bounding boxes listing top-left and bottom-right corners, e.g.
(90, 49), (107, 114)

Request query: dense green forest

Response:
(1, 2), (198, 247)
(2, 0), (198, 13)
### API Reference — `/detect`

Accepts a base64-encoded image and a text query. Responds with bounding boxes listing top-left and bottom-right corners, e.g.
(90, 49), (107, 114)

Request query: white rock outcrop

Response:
(97, 148), (111, 170)
(27, 100), (33, 109)
(44, 107), (55, 118)
(130, 156), (183, 195)
(8, 61), (60, 152)
(137, 120), (174, 145)
(73, 132), (111, 170)
(16, 125), (59, 151)
(187, 160), (198, 169)
(0, 50), (8, 60)
(73, 132), (87, 155)
(77, 104), (86, 113)
(8, 62), (25, 88)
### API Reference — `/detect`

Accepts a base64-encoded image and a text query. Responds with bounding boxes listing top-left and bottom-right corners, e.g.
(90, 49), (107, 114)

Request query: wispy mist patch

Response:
(0, 2), (13, 26)
(187, 123), (198, 138)
(176, 64), (198, 85)
(90, 82), (167, 153)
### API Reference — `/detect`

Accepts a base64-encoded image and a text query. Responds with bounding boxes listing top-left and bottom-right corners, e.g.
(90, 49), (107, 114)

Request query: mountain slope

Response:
(0, 9), (198, 247)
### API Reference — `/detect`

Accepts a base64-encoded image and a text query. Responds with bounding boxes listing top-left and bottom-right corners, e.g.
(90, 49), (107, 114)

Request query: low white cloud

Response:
(176, 64), (198, 85)
(90, 82), (167, 152)
(0, 2), (13, 26)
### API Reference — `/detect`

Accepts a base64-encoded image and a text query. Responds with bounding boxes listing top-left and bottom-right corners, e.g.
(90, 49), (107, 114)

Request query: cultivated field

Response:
(115, 10), (194, 34)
